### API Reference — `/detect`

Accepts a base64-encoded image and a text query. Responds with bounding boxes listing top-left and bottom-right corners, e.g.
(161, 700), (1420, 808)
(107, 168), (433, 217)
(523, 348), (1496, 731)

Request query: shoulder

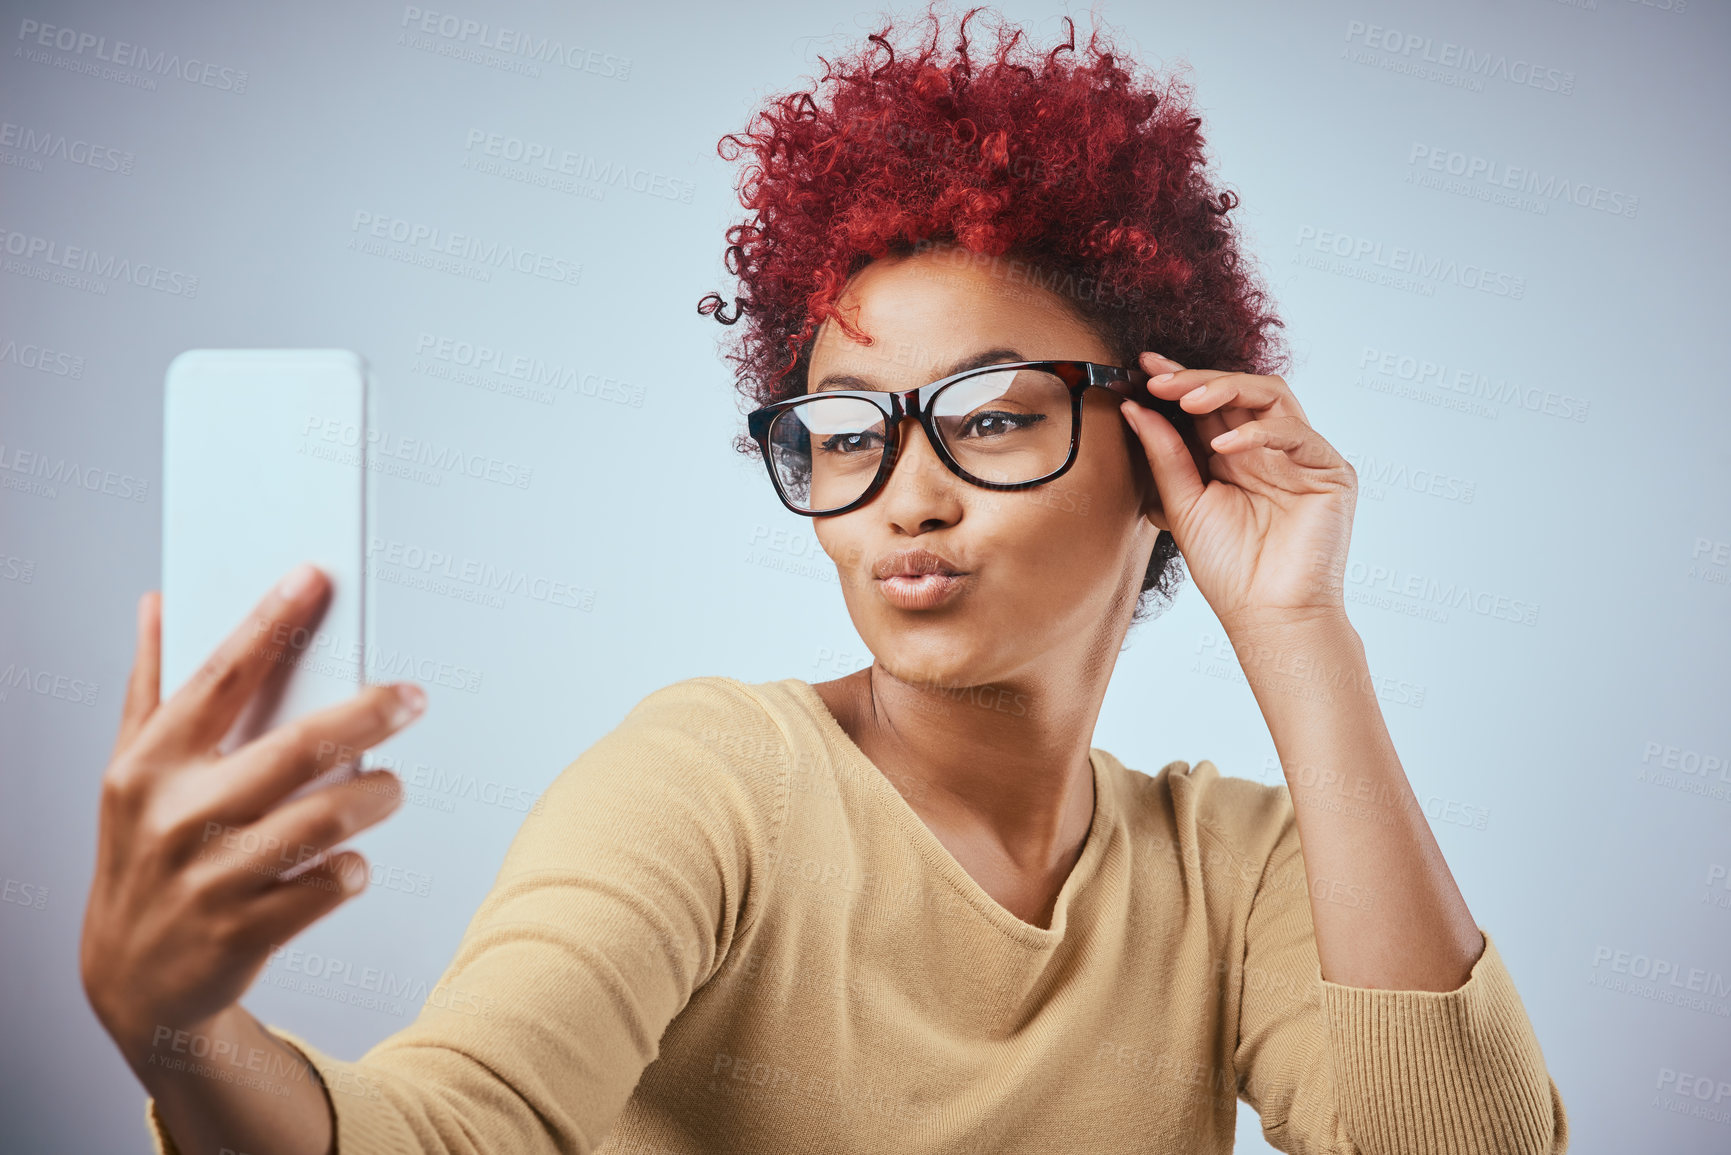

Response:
(620, 675), (791, 755)
(539, 675), (794, 823)
(1112, 754), (1299, 897)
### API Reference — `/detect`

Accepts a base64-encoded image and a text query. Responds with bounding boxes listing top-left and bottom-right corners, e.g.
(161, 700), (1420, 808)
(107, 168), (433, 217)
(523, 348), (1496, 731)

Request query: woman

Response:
(84, 8), (1568, 1153)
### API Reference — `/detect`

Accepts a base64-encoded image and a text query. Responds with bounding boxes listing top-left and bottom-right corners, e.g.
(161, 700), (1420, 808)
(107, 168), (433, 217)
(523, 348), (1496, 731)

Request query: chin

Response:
(869, 640), (989, 696)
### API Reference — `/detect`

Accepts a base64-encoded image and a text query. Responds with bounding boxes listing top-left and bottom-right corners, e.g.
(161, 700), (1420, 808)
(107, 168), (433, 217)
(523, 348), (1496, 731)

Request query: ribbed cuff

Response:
(143, 1026), (426, 1155)
(1318, 929), (1561, 1155)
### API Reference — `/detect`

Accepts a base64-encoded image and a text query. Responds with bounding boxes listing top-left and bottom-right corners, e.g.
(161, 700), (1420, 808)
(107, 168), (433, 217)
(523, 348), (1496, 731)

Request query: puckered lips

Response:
(873, 547), (968, 610)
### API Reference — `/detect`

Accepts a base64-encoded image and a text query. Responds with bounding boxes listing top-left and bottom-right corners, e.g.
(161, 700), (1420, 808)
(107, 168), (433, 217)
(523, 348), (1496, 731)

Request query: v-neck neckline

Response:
(781, 677), (1115, 950)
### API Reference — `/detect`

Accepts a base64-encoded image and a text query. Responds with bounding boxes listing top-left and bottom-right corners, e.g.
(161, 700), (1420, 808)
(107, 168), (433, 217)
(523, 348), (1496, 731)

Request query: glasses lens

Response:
(932, 368), (1073, 485)
(766, 396), (887, 513)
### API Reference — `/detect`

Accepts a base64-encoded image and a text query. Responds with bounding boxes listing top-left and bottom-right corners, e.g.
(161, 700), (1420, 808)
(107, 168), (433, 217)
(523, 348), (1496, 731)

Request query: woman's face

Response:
(806, 244), (1164, 693)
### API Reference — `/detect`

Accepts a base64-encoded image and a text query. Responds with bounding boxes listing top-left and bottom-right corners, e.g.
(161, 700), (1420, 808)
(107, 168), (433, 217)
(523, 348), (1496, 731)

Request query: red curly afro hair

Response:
(700, 2), (1290, 624)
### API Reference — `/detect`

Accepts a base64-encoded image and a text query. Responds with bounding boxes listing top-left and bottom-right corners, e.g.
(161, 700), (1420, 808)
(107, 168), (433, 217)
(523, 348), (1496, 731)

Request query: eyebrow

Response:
(813, 347), (1027, 392)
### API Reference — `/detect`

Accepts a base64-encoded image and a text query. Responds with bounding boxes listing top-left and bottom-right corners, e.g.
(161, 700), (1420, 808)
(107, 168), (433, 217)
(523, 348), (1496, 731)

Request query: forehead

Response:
(808, 246), (1108, 381)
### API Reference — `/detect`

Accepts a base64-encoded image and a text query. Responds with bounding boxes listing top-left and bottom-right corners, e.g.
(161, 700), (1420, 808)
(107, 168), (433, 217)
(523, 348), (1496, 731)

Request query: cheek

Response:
(981, 494), (1114, 583)
(819, 531), (871, 579)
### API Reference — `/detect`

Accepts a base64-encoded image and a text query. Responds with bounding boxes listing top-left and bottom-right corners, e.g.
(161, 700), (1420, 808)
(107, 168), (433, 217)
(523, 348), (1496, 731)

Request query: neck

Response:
(819, 660), (1104, 878)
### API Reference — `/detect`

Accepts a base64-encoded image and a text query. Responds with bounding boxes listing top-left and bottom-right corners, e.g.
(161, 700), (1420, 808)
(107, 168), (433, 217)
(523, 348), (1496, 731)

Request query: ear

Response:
(1122, 417), (1170, 531)
(1141, 487), (1171, 533)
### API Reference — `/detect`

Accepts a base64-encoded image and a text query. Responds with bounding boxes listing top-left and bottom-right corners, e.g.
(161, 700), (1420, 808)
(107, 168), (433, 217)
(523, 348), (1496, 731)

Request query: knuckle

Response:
(370, 687), (404, 730)
(194, 652), (243, 700)
(301, 806), (351, 851)
(101, 759), (147, 807)
(212, 913), (257, 954)
(277, 718), (329, 768)
(139, 803), (206, 851)
(359, 771), (403, 810)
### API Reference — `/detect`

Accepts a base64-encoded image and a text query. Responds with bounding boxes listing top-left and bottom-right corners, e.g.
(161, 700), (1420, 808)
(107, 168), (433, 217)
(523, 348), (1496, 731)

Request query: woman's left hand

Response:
(1118, 351), (1358, 636)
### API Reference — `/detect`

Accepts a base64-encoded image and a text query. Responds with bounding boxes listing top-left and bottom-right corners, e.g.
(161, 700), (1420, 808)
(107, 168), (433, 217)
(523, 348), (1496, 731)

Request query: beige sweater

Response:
(146, 675), (1568, 1153)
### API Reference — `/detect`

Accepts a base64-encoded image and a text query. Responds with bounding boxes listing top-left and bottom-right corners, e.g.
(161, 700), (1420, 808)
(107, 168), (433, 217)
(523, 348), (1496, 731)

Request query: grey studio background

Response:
(2, 0), (1727, 1151)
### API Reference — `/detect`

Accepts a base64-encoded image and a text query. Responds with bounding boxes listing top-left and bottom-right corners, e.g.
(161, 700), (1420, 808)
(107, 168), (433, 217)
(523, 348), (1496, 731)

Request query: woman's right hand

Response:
(80, 562), (427, 1072)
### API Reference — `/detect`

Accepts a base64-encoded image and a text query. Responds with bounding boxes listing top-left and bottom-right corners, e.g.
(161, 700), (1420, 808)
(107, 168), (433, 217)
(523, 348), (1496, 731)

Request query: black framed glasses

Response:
(746, 359), (1188, 517)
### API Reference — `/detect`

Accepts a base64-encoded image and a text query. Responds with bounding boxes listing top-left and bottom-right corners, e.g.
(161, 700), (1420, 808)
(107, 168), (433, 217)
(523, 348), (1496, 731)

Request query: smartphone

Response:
(160, 349), (370, 762)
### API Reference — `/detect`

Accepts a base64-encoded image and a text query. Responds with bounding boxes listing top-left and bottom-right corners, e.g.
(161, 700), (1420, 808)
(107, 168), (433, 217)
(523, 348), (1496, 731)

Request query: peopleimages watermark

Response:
(249, 618), (487, 695)
(0, 662), (99, 707)
(1340, 558), (1540, 627)
(1589, 945), (1730, 1017)
(1636, 739), (1731, 805)
(1190, 632), (1428, 710)
(0, 335), (85, 378)
(0, 119), (134, 175)
(196, 820), (435, 898)
(299, 414), (535, 491)
(907, 238), (1144, 312)
(1353, 345), (1591, 424)
(0, 226), (199, 297)
(1653, 1066), (1731, 1127)
(462, 129), (694, 204)
(0, 554), (36, 583)
(1339, 449), (1475, 505)
(707, 1050), (933, 1122)
(398, 6), (630, 80)
(263, 943), (498, 1020)
(147, 1024), (382, 1102)
(1293, 226), (1526, 300)
(14, 18), (249, 93)
(1341, 19), (1575, 96)
(2, 876), (49, 911)
(0, 441), (149, 502)
(412, 331), (645, 408)
(1704, 863), (1731, 912)
(367, 534), (597, 612)
(1406, 143), (1638, 220)
(347, 210), (582, 288)
(1689, 536), (1730, 589)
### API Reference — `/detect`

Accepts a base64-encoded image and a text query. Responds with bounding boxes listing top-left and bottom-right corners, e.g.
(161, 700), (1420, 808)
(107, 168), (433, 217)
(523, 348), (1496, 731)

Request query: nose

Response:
(884, 413), (946, 485)
(873, 414), (962, 529)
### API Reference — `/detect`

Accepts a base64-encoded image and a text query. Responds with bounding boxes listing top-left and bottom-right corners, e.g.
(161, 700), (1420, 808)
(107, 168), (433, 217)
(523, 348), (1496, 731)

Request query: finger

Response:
(193, 770), (403, 897)
(1139, 357), (1244, 443)
(1158, 369), (1308, 425)
(216, 682), (427, 827)
(1142, 353), (1311, 430)
(239, 850), (370, 954)
(142, 563), (331, 761)
(1207, 416), (1344, 471)
(1120, 400), (1206, 528)
(113, 592), (163, 759)
(1141, 351), (1188, 376)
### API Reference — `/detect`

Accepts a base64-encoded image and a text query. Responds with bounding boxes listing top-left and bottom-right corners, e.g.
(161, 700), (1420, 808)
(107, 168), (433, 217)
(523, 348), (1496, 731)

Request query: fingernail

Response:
(390, 683), (427, 726)
(1149, 371), (1175, 384)
(277, 562), (321, 601)
(1182, 385), (1208, 403)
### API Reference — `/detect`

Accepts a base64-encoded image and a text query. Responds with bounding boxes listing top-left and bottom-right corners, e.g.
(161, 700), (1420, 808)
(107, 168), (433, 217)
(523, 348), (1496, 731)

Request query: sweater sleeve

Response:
(1232, 815), (1569, 1155)
(142, 676), (790, 1155)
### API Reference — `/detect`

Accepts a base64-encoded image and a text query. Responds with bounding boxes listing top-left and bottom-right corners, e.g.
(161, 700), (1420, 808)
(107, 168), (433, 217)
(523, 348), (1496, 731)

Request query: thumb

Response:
(1120, 401), (1205, 532)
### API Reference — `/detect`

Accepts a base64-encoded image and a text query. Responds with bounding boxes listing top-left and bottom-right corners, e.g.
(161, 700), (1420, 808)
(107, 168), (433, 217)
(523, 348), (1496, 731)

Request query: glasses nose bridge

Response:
(878, 385), (949, 484)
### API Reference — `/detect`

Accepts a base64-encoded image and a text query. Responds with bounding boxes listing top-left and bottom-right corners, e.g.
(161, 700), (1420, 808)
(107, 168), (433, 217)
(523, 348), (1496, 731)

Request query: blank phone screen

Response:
(160, 349), (368, 755)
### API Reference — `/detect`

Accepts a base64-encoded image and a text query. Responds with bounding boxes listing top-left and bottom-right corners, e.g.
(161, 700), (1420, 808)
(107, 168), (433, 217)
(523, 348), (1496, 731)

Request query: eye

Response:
(818, 429), (884, 454)
(955, 410), (1045, 439)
